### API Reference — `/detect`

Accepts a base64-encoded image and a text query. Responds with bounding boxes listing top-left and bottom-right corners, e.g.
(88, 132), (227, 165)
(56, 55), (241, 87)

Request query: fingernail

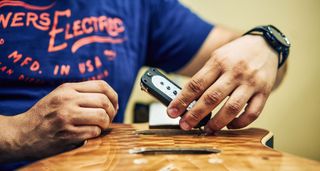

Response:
(167, 107), (179, 117)
(180, 121), (191, 130)
(116, 104), (119, 111)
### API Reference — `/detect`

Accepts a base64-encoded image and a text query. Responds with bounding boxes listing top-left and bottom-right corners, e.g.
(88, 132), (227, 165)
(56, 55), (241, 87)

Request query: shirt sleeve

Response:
(145, 0), (214, 72)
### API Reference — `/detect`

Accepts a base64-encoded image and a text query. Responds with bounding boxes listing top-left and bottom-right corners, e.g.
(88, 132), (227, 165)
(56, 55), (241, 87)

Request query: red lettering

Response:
(107, 18), (124, 36)
(8, 50), (22, 63)
(60, 65), (70, 75)
(103, 70), (109, 77)
(114, 18), (125, 33)
(0, 66), (7, 72)
(11, 12), (25, 27)
(18, 74), (24, 80)
(26, 12), (48, 31)
(39, 13), (51, 28)
(78, 63), (85, 74)
(94, 56), (102, 68)
(0, 63), (14, 76)
(78, 57), (102, 74)
(104, 50), (117, 60)
(20, 57), (32, 67)
(97, 73), (103, 80)
(26, 12), (37, 27)
(82, 17), (93, 34)
(73, 20), (83, 37)
(48, 9), (71, 52)
(53, 64), (70, 76)
(53, 65), (59, 75)
(30, 61), (40, 71)
(0, 12), (12, 29)
(6, 69), (14, 75)
(86, 60), (94, 72)
(65, 23), (73, 40)
(90, 17), (99, 32)
(98, 16), (107, 32)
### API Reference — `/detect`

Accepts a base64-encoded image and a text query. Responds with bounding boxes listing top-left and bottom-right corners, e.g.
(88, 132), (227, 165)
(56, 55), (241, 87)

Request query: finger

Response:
(75, 126), (102, 140)
(67, 80), (118, 110)
(76, 93), (116, 121)
(167, 59), (222, 118)
(71, 108), (110, 130)
(227, 93), (267, 129)
(55, 125), (101, 143)
(205, 85), (254, 132)
(179, 74), (237, 130)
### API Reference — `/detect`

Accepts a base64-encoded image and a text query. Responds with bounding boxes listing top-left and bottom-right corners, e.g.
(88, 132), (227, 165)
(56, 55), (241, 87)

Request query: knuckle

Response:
(96, 108), (105, 117)
(96, 80), (108, 91)
(187, 78), (205, 94)
(64, 126), (75, 135)
(91, 126), (101, 137)
(203, 90), (223, 106)
(237, 60), (249, 70)
(232, 68), (244, 81)
(55, 130), (70, 140)
(50, 94), (71, 106)
(50, 95), (63, 105)
(187, 110), (202, 123)
(248, 77), (258, 87)
(213, 51), (227, 68)
(176, 94), (190, 108)
(59, 82), (71, 89)
(101, 100), (110, 110)
(98, 109), (109, 122)
(97, 94), (109, 108)
(211, 50), (224, 61)
(232, 61), (248, 79)
(56, 110), (69, 124)
(225, 101), (242, 115)
(247, 66), (259, 75)
(57, 83), (75, 93)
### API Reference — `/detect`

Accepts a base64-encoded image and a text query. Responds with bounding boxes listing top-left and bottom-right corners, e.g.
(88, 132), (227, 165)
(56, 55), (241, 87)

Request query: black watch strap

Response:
(244, 26), (268, 35)
(244, 25), (290, 68)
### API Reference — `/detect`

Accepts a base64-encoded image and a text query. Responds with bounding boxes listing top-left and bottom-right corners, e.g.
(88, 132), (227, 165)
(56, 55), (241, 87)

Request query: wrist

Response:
(0, 113), (31, 163)
(243, 25), (290, 68)
(244, 34), (279, 64)
(0, 115), (22, 162)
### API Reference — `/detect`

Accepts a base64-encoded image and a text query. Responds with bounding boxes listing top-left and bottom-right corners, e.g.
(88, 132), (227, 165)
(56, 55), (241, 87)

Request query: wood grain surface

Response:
(20, 124), (320, 171)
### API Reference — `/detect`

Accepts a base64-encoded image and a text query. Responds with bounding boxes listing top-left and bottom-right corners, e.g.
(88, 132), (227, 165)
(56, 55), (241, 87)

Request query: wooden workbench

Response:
(20, 124), (320, 170)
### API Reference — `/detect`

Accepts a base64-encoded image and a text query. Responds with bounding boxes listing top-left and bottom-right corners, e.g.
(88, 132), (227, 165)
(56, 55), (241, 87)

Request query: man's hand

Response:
(168, 35), (279, 132)
(2, 80), (118, 162)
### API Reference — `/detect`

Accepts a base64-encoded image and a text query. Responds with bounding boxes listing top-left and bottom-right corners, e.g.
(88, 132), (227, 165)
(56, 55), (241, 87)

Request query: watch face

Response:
(268, 26), (290, 47)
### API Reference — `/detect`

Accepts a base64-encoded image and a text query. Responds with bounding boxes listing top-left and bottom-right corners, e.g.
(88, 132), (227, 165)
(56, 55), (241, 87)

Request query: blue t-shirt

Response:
(0, 0), (213, 169)
(0, 0), (213, 123)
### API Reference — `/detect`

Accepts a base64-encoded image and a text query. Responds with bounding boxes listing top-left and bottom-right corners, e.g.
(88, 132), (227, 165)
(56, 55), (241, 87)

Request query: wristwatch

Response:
(244, 25), (291, 68)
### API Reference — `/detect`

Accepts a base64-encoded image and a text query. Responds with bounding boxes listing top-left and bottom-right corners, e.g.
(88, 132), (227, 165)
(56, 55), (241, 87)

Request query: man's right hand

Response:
(6, 80), (118, 161)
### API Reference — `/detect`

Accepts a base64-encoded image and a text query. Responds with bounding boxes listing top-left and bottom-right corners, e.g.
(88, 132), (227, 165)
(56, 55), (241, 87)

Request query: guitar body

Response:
(20, 124), (320, 171)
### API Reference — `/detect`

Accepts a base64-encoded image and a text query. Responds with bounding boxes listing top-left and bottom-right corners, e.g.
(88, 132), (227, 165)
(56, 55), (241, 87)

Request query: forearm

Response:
(0, 115), (22, 163)
(177, 25), (240, 76)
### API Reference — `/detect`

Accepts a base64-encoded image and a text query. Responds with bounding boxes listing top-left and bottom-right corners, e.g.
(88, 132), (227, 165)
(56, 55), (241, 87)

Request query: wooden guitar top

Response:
(20, 124), (320, 171)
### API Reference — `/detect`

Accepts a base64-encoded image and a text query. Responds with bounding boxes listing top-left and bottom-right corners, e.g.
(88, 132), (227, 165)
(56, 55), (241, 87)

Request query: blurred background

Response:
(125, 0), (320, 160)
